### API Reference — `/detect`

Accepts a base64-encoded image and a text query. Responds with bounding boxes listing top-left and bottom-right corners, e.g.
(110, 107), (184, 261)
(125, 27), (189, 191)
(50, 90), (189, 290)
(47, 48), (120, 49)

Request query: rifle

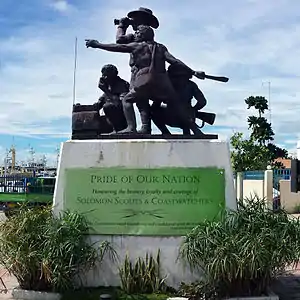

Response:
(204, 74), (229, 83)
(195, 111), (216, 126)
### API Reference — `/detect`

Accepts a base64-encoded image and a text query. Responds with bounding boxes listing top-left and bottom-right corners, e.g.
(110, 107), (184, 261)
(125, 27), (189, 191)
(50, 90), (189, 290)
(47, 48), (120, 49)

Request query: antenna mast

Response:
(55, 145), (60, 169)
(72, 36), (78, 106)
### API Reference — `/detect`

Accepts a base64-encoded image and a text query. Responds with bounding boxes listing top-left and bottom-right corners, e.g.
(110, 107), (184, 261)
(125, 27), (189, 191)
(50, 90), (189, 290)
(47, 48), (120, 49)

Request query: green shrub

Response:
(119, 250), (167, 295)
(179, 197), (300, 299)
(0, 206), (116, 293)
(293, 203), (300, 214)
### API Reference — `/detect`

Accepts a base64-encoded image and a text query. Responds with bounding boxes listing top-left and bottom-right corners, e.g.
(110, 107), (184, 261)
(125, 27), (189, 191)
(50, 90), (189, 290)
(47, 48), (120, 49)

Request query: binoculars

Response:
(114, 18), (134, 26)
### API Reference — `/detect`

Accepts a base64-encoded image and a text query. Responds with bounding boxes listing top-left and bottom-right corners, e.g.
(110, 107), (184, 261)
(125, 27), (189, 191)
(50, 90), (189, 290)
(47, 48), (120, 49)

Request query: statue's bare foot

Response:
(117, 127), (137, 134)
(137, 127), (151, 134)
(108, 130), (117, 135)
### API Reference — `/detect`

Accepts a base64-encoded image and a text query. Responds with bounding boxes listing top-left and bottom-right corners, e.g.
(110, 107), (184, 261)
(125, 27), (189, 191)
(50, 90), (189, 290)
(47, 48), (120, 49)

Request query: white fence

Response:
(234, 169), (300, 213)
(235, 170), (273, 209)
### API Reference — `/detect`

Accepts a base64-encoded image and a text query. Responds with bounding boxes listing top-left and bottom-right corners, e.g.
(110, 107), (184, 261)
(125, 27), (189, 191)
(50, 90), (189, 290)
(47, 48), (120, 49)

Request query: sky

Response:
(1, 0), (300, 166)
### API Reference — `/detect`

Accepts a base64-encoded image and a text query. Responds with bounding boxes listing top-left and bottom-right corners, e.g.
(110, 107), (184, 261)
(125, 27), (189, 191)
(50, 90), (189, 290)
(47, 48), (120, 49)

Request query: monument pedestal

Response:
(53, 139), (235, 288)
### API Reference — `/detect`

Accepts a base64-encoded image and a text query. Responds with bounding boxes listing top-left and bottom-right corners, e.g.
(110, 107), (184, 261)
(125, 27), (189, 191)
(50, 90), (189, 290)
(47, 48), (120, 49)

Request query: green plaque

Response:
(64, 167), (225, 235)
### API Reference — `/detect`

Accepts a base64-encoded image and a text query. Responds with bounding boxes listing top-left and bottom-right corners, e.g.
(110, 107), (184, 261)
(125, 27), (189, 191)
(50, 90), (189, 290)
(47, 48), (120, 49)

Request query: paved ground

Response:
(272, 272), (300, 299)
(0, 213), (14, 299)
(0, 270), (15, 300)
(0, 212), (6, 223)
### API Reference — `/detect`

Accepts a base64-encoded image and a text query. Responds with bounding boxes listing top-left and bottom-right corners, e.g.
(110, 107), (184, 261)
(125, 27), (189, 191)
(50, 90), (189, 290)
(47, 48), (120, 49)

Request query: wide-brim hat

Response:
(127, 7), (159, 29)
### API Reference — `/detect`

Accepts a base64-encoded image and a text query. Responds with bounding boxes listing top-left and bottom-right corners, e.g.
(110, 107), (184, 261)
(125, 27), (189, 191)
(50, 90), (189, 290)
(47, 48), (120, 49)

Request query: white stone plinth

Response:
(53, 139), (235, 288)
(12, 288), (61, 300)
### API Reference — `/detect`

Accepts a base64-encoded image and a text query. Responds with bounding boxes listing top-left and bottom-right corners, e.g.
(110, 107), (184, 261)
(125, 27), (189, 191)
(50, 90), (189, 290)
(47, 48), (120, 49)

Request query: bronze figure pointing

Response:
(85, 25), (208, 135)
(72, 7), (229, 139)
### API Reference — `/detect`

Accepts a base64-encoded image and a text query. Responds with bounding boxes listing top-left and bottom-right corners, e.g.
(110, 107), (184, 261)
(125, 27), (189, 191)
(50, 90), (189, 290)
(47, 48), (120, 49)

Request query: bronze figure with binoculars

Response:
(76, 7), (229, 139)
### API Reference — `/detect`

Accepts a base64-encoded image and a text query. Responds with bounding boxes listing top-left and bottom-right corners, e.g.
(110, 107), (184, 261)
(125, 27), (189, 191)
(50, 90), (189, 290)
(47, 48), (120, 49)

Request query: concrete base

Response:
(12, 288), (61, 300)
(225, 292), (279, 300)
(72, 133), (219, 140)
(168, 293), (279, 300)
(53, 139), (235, 288)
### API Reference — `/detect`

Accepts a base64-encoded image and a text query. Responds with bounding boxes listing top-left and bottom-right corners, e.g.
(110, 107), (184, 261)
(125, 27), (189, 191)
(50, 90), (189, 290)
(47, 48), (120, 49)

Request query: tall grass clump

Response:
(0, 206), (116, 293)
(179, 196), (300, 299)
(119, 250), (168, 295)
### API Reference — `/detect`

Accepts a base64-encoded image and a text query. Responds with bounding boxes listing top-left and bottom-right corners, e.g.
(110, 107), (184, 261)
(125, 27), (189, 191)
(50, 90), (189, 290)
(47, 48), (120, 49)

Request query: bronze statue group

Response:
(73, 7), (228, 138)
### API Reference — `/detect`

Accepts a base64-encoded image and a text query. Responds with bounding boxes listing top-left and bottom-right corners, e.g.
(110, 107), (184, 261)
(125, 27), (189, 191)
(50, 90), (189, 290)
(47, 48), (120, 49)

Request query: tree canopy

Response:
(230, 96), (288, 172)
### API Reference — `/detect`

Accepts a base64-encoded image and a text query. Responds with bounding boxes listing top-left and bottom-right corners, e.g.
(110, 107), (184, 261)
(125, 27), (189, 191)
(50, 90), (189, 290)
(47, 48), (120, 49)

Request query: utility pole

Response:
(3, 149), (8, 192)
(41, 155), (47, 172)
(4, 149), (8, 177)
(71, 37), (78, 140)
(28, 145), (35, 176)
(72, 36), (78, 106)
(9, 145), (16, 173)
(55, 145), (60, 169)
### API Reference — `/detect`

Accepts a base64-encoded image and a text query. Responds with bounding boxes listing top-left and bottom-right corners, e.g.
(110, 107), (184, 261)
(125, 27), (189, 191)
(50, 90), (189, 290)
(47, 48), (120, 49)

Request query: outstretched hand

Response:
(85, 39), (100, 48)
(194, 71), (206, 80)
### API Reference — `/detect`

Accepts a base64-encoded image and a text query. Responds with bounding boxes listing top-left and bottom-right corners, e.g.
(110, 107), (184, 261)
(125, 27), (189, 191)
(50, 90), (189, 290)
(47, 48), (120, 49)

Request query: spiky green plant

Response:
(0, 206), (116, 293)
(119, 250), (168, 294)
(179, 196), (300, 299)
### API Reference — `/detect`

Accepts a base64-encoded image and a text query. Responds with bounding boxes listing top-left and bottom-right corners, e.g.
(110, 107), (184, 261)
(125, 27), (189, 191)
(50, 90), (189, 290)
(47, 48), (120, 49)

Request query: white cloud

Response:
(1, 0), (300, 150)
(49, 0), (72, 13)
